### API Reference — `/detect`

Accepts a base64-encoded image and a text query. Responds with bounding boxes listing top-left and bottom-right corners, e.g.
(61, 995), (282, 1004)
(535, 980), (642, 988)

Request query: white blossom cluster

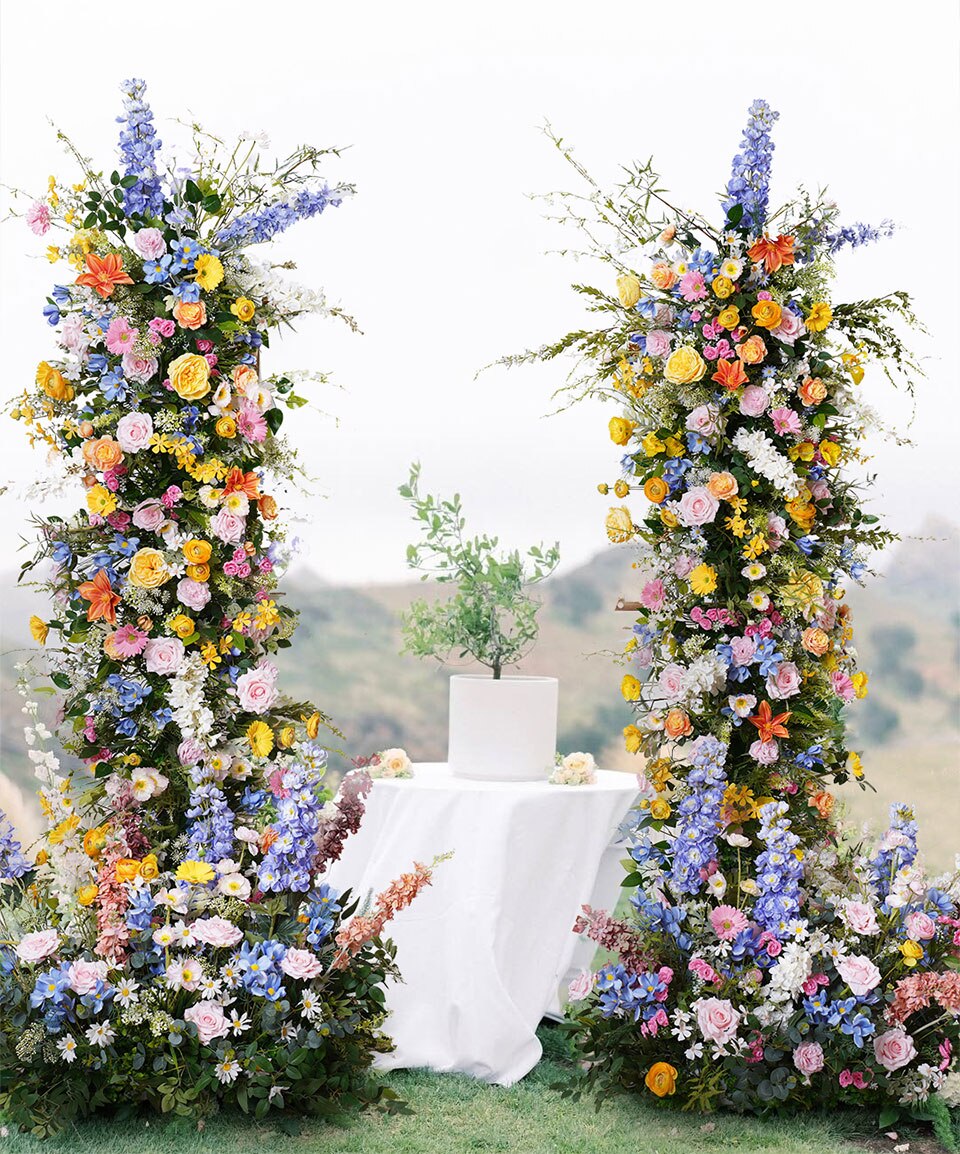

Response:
(168, 653), (214, 744)
(732, 428), (803, 498)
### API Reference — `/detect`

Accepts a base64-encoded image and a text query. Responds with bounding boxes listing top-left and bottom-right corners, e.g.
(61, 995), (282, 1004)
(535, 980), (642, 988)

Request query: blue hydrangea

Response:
(300, 883), (341, 946)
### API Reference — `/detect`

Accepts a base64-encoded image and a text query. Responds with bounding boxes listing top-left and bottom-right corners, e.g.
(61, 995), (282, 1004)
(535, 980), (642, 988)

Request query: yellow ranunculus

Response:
(278, 725), (296, 749)
(83, 825), (108, 858)
(176, 860), (215, 885)
(805, 301), (833, 332)
(641, 432), (666, 457)
(183, 538), (213, 564)
(168, 353), (211, 401)
(663, 346), (707, 385)
(623, 724), (642, 754)
(29, 616), (49, 645)
(186, 563), (210, 582)
(716, 306), (740, 330)
(616, 274), (642, 308)
(114, 858), (142, 883)
(194, 253), (224, 292)
(848, 751), (864, 779)
(231, 297), (257, 323)
(818, 440), (842, 467)
(247, 720), (274, 758)
(77, 884), (99, 907)
(660, 508), (679, 529)
(650, 798), (671, 821)
(621, 674), (642, 701)
(751, 299), (783, 329)
(86, 484), (118, 517)
(609, 417), (636, 446)
(305, 712), (321, 740)
(605, 506), (635, 544)
(899, 939), (924, 968)
(711, 275), (734, 299)
(613, 479), (630, 499)
(645, 1062), (678, 1098)
(139, 853), (159, 881)
(170, 614), (195, 639)
(216, 415), (237, 439)
(36, 360), (75, 402)
(689, 563), (717, 595)
(128, 547), (171, 590)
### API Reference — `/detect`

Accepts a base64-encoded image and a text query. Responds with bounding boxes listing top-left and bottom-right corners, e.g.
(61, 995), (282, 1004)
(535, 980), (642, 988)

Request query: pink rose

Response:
(695, 997), (741, 1045)
(685, 403), (722, 438)
(132, 499), (166, 533)
(132, 228), (166, 260)
(116, 412), (154, 454)
(210, 508), (246, 545)
(658, 663), (686, 702)
(678, 486), (720, 527)
(905, 911), (936, 941)
(645, 330), (672, 358)
(769, 308), (805, 345)
(143, 637), (185, 676)
(177, 577), (212, 612)
(280, 947), (324, 980)
(640, 578), (665, 611)
(873, 1028), (918, 1072)
(60, 313), (88, 355)
(688, 956), (720, 984)
(148, 317), (176, 338)
(184, 1000), (230, 1045)
(67, 958), (109, 995)
(793, 1040), (825, 1078)
(831, 670), (855, 702)
(730, 636), (757, 666)
(191, 916), (244, 949)
(836, 954), (881, 997)
(749, 739), (780, 765)
(235, 660), (279, 714)
(842, 900), (879, 936)
(16, 928), (60, 964)
(122, 352), (159, 384)
(766, 661), (801, 700)
(739, 385), (770, 417)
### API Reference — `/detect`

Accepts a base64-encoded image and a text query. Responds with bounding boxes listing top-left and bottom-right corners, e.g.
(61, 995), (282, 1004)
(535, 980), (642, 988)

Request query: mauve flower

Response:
(177, 577), (211, 612)
(280, 947), (323, 980)
(132, 499), (166, 533)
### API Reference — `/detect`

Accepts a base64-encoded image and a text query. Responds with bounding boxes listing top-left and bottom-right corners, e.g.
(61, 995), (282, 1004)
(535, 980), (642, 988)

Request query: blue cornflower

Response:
(100, 369), (128, 403)
(754, 637), (783, 676)
(152, 707), (173, 729)
(170, 238), (202, 273)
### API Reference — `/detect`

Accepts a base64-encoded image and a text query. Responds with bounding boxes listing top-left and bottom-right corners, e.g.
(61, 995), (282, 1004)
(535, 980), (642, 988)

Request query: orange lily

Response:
(747, 234), (796, 274)
(748, 700), (792, 743)
(711, 358), (749, 391)
(75, 252), (135, 299)
(222, 467), (260, 500)
(78, 568), (121, 625)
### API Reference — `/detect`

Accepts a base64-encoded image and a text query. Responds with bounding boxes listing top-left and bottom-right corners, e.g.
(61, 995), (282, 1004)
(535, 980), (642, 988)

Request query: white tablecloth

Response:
(326, 762), (638, 1085)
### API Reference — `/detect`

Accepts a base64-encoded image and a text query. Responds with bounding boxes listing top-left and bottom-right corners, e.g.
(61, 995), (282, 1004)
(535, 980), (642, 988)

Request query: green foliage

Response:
(398, 463), (559, 679)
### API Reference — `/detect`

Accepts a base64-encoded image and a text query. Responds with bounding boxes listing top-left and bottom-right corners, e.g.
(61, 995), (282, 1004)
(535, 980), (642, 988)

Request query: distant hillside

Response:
(2, 521), (958, 869)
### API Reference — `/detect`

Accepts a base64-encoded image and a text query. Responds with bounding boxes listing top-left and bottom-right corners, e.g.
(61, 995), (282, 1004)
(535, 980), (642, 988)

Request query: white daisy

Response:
(57, 1035), (78, 1063)
(229, 1011), (251, 1035)
(214, 1058), (241, 1084)
(115, 977), (140, 1007)
(85, 1021), (115, 1048)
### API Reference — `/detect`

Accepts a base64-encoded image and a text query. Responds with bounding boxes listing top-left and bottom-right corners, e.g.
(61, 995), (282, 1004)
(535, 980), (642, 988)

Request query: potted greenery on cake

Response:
(399, 463), (560, 781)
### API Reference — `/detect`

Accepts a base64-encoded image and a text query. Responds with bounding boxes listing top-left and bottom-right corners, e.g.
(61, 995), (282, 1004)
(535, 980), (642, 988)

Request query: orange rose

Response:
(798, 376), (827, 406)
(751, 299), (783, 329)
(663, 708), (692, 740)
(707, 471), (739, 500)
(735, 335), (768, 365)
(649, 261), (677, 290)
(801, 627), (831, 656)
(643, 477), (669, 504)
(172, 299), (207, 330)
(808, 789), (835, 819)
(232, 364), (259, 394)
(645, 1062), (678, 1098)
(82, 436), (124, 473)
(258, 495), (279, 520)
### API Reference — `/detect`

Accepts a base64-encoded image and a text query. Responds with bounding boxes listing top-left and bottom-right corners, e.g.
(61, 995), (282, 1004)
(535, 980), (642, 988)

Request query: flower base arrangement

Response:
(523, 103), (960, 1124)
(0, 80), (435, 1136)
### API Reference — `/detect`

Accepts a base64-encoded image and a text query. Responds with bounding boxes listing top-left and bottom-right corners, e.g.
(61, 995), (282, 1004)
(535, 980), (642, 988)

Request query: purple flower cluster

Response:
(668, 736), (727, 896)
(752, 801), (803, 933)
(257, 746), (329, 893)
(185, 771), (235, 863)
(215, 185), (347, 250)
(117, 79), (165, 218)
(723, 99), (779, 232)
(0, 810), (30, 881)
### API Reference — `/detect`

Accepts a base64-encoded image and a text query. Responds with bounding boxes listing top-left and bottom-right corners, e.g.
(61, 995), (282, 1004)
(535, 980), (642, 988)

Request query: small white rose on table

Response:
(549, 751), (597, 786)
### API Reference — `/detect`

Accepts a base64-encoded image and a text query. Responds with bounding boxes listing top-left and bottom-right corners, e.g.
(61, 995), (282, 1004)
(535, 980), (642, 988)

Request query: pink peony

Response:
(116, 412), (154, 454)
(191, 916), (244, 949)
(793, 1040), (825, 1078)
(873, 1028), (918, 1072)
(749, 739), (780, 765)
(178, 739), (205, 767)
(184, 1000), (231, 1045)
(280, 947), (324, 980)
(210, 508), (246, 545)
(143, 636), (185, 676)
(640, 578), (665, 611)
(770, 407), (802, 437)
(16, 929), (60, 964)
(132, 228), (166, 260)
(677, 486), (720, 527)
(739, 385), (770, 417)
(122, 352), (159, 384)
(729, 636), (757, 666)
(766, 661), (801, 700)
(645, 330), (672, 358)
(132, 499), (166, 533)
(836, 954), (882, 997)
(67, 958), (109, 995)
(235, 660), (279, 714)
(710, 905), (749, 941)
(695, 997), (741, 1045)
(27, 201), (51, 235)
(177, 577), (212, 612)
(105, 316), (139, 356)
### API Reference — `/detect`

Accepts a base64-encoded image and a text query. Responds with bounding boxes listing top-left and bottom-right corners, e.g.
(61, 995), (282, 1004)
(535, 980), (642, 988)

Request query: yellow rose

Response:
(712, 275), (734, 299)
(247, 719), (274, 758)
(77, 884), (99, 907)
(650, 799), (671, 821)
(36, 360), (75, 402)
(609, 417), (636, 446)
(623, 725), (642, 754)
(168, 353), (211, 401)
(128, 547), (171, 590)
(605, 506), (635, 543)
(29, 616), (49, 645)
(716, 306), (740, 330)
(819, 440), (842, 467)
(139, 853), (159, 881)
(899, 939), (923, 968)
(215, 415), (237, 439)
(183, 538), (213, 565)
(176, 860), (215, 885)
(805, 301), (833, 332)
(645, 1062), (678, 1098)
(616, 274), (642, 308)
(170, 614), (195, 639)
(663, 346), (707, 385)
(621, 674), (642, 701)
(231, 297), (257, 323)
(751, 299), (783, 329)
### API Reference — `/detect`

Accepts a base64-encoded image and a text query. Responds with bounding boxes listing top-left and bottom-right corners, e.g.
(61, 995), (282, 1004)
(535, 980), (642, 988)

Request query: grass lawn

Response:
(2, 1030), (949, 1154)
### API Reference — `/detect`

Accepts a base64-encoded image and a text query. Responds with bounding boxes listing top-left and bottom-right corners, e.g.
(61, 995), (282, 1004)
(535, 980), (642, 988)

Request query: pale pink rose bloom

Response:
(873, 1028), (918, 1072)
(842, 900), (880, 935)
(640, 578), (665, 611)
(677, 486), (720, 527)
(184, 1000), (231, 1044)
(122, 352), (159, 384)
(235, 661), (279, 715)
(673, 554), (696, 579)
(766, 661), (801, 700)
(749, 739), (780, 765)
(68, 958), (109, 995)
(685, 403), (722, 438)
(658, 664), (686, 702)
(567, 969), (594, 1002)
(793, 1040), (824, 1077)
(116, 412), (154, 454)
(143, 637), (185, 676)
(769, 309), (806, 345)
(26, 200), (51, 235)
(817, 602), (838, 631)
(132, 228), (166, 260)
(729, 636), (757, 666)
(695, 997), (741, 1045)
(132, 499), (166, 533)
(831, 670), (856, 702)
(836, 954), (882, 996)
(177, 578), (212, 612)
(635, 645), (654, 668)
(905, 911), (936, 941)
(653, 303), (675, 326)
(16, 929), (60, 964)
(60, 313), (88, 355)
(739, 385), (770, 417)
(645, 330), (672, 358)
(809, 478), (832, 502)
(210, 508), (246, 545)
(280, 947), (324, 980)
(191, 917), (244, 949)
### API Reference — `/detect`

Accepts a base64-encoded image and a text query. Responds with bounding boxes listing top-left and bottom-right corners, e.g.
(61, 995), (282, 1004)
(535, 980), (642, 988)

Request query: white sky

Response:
(1, 0), (958, 587)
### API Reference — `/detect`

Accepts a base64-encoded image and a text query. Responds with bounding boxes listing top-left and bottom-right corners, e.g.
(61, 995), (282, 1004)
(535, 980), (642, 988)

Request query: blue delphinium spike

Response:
(723, 99), (780, 233)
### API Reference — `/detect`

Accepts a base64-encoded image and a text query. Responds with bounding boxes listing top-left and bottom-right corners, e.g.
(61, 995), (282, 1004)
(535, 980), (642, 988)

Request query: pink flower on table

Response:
(694, 996), (741, 1045)
(148, 317), (175, 338)
(281, 947), (324, 980)
(132, 499), (166, 533)
(679, 270), (707, 301)
(770, 407), (802, 437)
(749, 739), (780, 765)
(16, 929), (60, 964)
(105, 316), (139, 355)
(645, 330), (672, 358)
(678, 486), (720, 527)
(831, 670), (856, 701)
(905, 911), (937, 941)
(67, 958), (109, 995)
(210, 508), (246, 545)
(793, 1041), (824, 1078)
(235, 660), (279, 715)
(836, 954), (882, 997)
(191, 916), (243, 949)
(26, 200), (51, 235)
(873, 1027), (918, 1072)
(143, 636), (185, 676)
(184, 1000), (230, 1045)
(710, 905), (748, 941)
(766, 660), (801, 700)
(842, 900), (880, 936)
(236, 401), (267, 443)
(177, 577), (211, 612)
(739, 385), (770, 417)
(115, 411), (154, 454)
(132, 227), (166, 260)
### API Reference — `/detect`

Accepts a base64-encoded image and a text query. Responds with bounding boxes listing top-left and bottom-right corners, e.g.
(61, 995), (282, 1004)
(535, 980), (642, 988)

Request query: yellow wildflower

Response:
(231, 297), (257, 323)
(200, 641), (222, 669)
(247, 720), (274, 758)
(805, 301), (833, 332)
(29, 616), (49, 645)
(176, 860), (216, 885)
(742, 534), (769, 560)
(641, 432), (666, 457)
(899, 939), (924, 968)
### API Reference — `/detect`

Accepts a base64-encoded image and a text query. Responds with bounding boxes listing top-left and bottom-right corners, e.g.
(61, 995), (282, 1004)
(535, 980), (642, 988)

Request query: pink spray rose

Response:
(184, 1001), (231, 1045)
(873, 1028), (918, 1072)
(280, 947), (324, 980)
(677, 486), (720, 527)
(793, 1040), (825, 1078)
(695, 997), (741, 1045)
(143, 636), (185, 676)
(235, 660), (280, 714)
(115, 411), (154, 454)
(836, 954), (882, 997)
(16, 929), (60, 964)
(739, 385), (770, 417)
